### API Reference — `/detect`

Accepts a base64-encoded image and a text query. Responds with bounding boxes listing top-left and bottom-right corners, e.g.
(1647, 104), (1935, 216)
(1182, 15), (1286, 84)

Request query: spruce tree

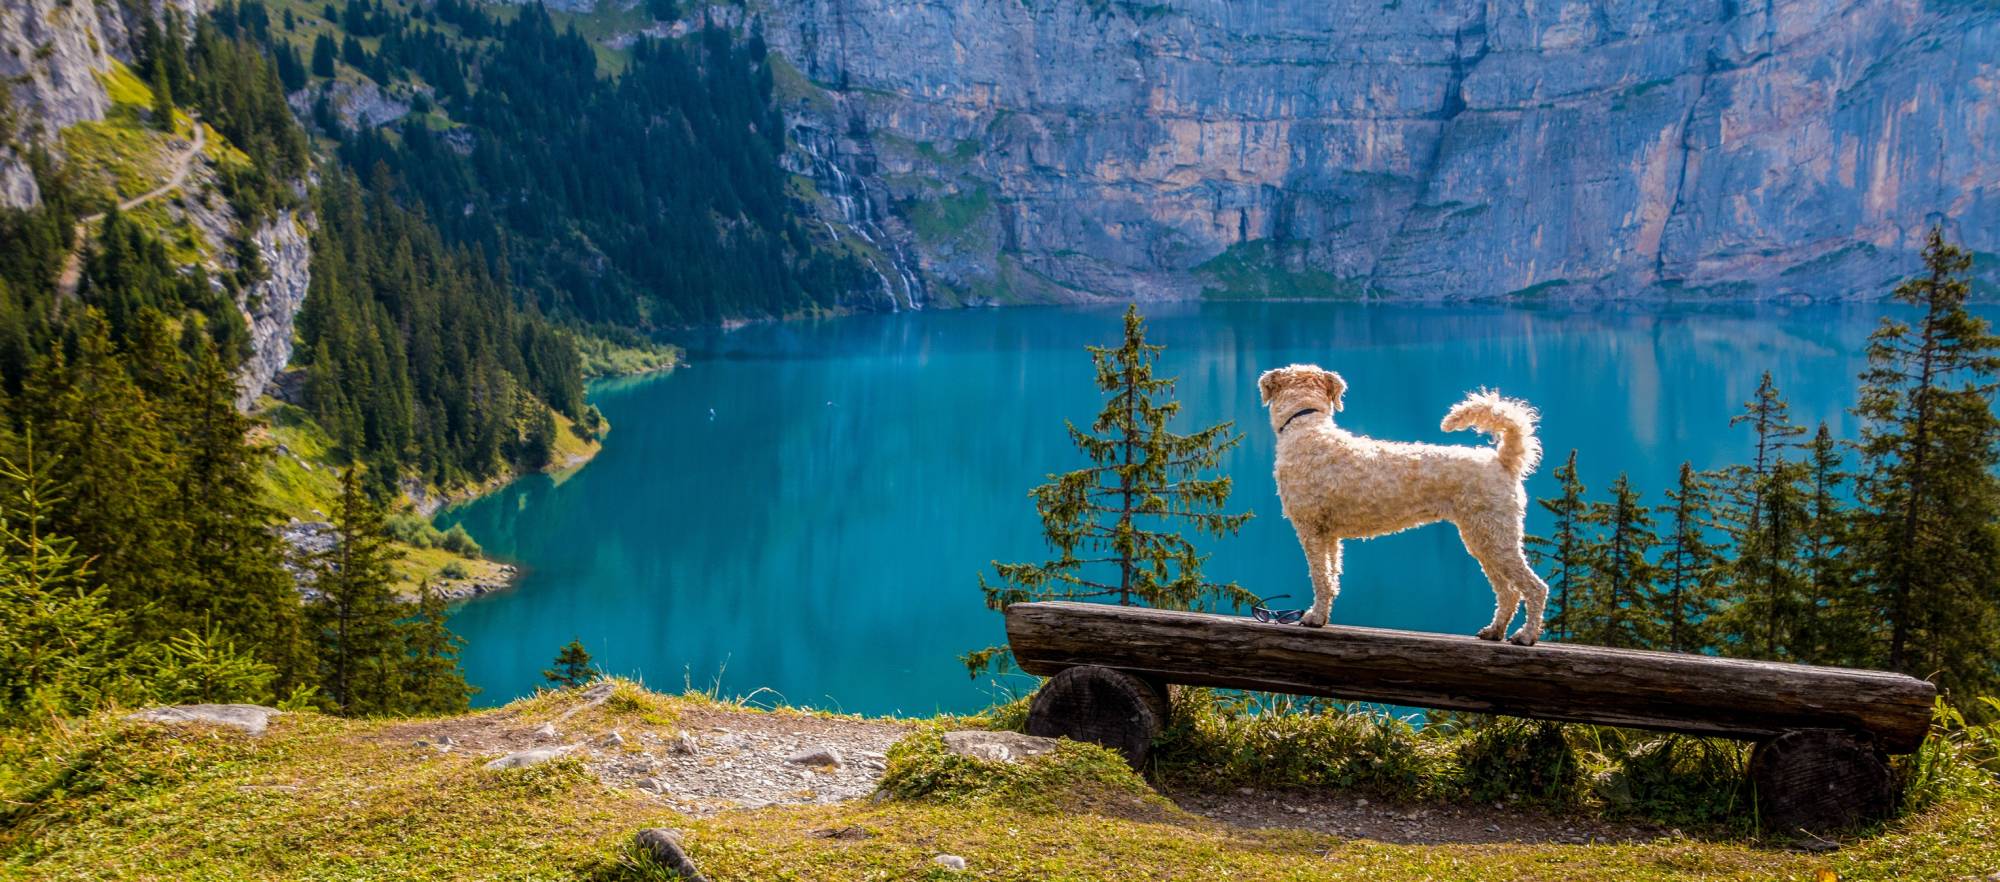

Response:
(1717, 373), (1810, 659)
(543, 639), (594, 689)
(169, 343), (313, 689)
(966, 305), (1251, 676)
(1577, 474), (1662, 649)
(1655, 462), (1723, 653)
(1853, 228), (2000, 697)
(1797, 423), (1865, 665)
(308, 467), (408, 714)
(1526, 450), (1589, 641)
(150, 64), (176, 132)
(0, 439), (136, 722)
(400, 582), (473, 713)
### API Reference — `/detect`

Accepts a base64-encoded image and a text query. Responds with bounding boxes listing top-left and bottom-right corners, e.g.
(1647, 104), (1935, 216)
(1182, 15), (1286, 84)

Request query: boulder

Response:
(941, 730), (1059, 764)
(531, 722), (559, 740)
(125, 704), (281, 736)
(787, 746), (843, 767)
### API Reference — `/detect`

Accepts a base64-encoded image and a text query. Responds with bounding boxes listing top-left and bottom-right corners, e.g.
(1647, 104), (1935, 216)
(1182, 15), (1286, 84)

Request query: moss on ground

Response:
(0, 683), (1993, 881)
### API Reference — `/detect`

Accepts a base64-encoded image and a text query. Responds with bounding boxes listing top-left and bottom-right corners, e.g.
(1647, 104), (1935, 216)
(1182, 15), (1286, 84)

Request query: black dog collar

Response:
(1279, 407), (1322, 434)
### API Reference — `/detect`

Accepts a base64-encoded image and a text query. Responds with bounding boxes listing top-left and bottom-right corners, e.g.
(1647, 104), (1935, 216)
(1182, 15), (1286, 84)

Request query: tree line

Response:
(255, 0), (881, 327)
(1530, 230), (2000, 704)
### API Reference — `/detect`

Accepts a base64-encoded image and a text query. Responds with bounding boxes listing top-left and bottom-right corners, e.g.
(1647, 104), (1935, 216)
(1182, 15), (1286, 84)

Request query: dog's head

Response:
(1257, 364), (1345, 432)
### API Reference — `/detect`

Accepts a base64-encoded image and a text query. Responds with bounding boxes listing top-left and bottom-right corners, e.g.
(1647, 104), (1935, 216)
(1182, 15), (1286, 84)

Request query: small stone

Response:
(1355, 798), (1368, 808)
(599, 730), (626, 748)
(579, 681), (616, 702)
(637, 777), (667, 794)
(484, 745), (576, 770)
(673, 731), (701, 755)
(933, 854), (967, 871)
(532, 722), (559, 740)
(787, 746), (843, 767)
(1237, 787), (1255, 795)
(633, 828), (706, 881)
(1486, 824), (1502, 833)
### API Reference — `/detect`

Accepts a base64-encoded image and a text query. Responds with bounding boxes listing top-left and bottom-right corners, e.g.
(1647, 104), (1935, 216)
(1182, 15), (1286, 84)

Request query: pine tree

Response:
(1526, 450), (1589, 641)
(1655, 462), (1723, 653)
(543, 639), (594, 689)
(1796, 423), (1866, 665)
(400, 582), (473, 713)
(163, 342), (312, 689)
(0, 438), (137, 722)
(144, 621), (278, 705)
(308, 467), (408, 714)
(150, 63), (176, 132)
(966, 306), (1251, 675)
(1716, 373), (1810, 659)
(312, 33), (337, 78)
(1853, 228), (2000, 698)
(1576, 474), (1662, 649)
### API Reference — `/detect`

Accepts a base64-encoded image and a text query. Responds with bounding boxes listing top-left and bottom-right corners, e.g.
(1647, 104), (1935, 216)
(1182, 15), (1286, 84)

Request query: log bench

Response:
(1004, 601), (1938, 834)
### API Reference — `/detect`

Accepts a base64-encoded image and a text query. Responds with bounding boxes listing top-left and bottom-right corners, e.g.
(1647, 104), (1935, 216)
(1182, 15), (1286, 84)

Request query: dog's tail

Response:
(1441, 390), (1542, 477)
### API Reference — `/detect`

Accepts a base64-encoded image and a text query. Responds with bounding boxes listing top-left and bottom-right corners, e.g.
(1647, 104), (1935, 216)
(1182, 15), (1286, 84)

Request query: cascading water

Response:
(789, 123), (925, 312)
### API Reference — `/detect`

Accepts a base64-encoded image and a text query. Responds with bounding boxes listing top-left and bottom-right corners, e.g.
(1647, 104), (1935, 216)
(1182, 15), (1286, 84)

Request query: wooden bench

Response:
(1005, 601), (1938, 834)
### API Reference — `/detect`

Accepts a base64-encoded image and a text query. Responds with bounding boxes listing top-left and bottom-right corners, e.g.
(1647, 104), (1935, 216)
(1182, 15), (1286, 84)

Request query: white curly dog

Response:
(1258, 364), (1551, 645)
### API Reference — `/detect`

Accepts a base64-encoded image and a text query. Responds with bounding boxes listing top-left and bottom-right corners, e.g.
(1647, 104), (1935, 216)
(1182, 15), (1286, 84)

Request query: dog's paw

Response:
(1475, 626), (1502, 641)
(1507, 630), (1539, 647)
(1299, 610), (1328, 628)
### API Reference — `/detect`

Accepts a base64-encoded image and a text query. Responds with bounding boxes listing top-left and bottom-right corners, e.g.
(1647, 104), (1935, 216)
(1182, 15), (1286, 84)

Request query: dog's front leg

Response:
(1297, 533), (1341, 628)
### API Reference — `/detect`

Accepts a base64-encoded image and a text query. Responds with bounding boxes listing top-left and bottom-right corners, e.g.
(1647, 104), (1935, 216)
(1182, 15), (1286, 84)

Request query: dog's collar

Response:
(1279, 407), (1323, 434)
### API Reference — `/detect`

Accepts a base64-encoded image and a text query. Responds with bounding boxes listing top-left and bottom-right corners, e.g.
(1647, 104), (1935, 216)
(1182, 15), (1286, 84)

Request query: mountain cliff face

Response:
(0, 0), (307, 408)
(757, 0), (2000, 302)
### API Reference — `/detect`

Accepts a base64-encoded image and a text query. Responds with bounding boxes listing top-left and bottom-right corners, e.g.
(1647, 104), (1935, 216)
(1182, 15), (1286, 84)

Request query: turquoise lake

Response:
(437, 301), (1943, 715)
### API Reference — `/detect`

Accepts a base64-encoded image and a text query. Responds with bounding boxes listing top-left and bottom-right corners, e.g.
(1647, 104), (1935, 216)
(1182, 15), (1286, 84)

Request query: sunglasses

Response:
(1251, 594), (1306, 625)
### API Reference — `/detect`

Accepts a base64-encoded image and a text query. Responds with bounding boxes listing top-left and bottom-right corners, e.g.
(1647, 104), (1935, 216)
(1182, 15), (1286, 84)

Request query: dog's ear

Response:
(1319, 370), (1346, 412)
(1257, 369), (1283, 405)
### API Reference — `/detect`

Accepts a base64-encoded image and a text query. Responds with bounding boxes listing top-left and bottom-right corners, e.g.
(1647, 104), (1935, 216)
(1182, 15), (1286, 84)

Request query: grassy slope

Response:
(1, 683), (1994, 881)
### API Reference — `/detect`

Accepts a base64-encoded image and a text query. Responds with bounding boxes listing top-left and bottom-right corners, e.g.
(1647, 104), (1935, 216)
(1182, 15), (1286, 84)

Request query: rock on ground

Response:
(483, 745), (578, 770)
(125, 704), (281, 736)
(941, 730), (1058, 763)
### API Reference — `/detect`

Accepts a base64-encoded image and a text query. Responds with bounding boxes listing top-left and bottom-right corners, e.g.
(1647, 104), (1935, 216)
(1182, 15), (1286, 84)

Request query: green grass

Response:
(567, 331), (680, 380)
(1196, 240), (1368, 300)
(2, 683), (1993, 881)
(61, 64), (189, 209)
(903, 186), (991, 243)
(254, 402), (342, 521)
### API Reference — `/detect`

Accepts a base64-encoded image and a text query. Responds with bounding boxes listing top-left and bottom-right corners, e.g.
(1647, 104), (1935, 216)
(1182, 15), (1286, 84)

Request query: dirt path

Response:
(377, 689), (1684, 846)
(56, 117), (206, 297)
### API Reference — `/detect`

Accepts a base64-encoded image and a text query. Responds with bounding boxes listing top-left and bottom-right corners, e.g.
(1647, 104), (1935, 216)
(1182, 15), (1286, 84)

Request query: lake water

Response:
(438, 300), (1933, 716)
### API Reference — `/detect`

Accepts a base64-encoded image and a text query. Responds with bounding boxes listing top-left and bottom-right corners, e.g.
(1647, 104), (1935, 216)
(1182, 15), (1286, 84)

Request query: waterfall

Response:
(789, 124), (925, 311)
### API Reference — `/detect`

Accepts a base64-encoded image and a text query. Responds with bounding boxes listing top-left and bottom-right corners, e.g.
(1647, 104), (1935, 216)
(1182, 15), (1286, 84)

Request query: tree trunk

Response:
(1025, 664), (1170, 769)
(1749, 729), (1894, 836)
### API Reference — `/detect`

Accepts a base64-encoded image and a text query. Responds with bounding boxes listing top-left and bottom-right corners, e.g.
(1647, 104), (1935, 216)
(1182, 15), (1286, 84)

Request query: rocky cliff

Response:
(756, 0), (2000, 302)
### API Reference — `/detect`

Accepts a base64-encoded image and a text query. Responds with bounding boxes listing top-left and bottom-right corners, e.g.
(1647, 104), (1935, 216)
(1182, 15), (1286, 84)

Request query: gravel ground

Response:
(384, 691), (1682, 843)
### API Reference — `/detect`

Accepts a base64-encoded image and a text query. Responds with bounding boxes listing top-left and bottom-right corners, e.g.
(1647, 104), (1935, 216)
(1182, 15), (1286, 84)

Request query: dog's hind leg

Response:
(1297, 531), (1341, 628)
(1501, 550), (1551, 646)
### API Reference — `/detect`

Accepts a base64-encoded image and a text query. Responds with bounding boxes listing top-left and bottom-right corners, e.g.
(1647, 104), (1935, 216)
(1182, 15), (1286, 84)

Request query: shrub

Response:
(877, 727), (1160, 813)
(439, 524), (481, 556)
(1453, 717), (1581, 805)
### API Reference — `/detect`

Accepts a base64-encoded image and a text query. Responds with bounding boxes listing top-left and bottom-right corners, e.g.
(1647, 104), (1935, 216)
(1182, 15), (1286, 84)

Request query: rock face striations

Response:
(758, 0), (2000, 303)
